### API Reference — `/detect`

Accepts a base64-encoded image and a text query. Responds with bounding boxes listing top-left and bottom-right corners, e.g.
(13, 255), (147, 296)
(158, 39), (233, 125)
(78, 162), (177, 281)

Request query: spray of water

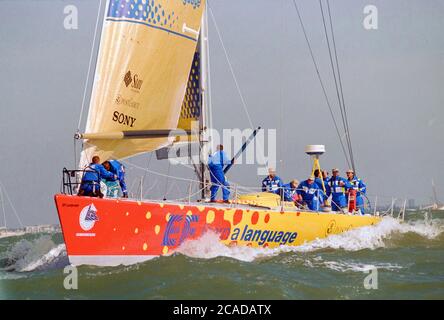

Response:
(1, 236), (68, 272)
(177, 217), (443, 263)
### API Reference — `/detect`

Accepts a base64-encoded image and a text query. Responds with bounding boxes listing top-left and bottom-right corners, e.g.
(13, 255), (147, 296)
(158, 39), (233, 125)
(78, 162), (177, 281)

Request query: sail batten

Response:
(80, 0), (205, 167)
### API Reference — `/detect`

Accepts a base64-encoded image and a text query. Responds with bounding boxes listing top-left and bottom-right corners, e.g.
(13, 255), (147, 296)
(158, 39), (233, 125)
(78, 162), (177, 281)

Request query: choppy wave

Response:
(320, 260), (403, 273)
(286, 216), (443, 252)
(176, 231), (269, 262)
(1, 236), (68, 272)
(177, 217), (444, 262)
(1, 216), (442, 272)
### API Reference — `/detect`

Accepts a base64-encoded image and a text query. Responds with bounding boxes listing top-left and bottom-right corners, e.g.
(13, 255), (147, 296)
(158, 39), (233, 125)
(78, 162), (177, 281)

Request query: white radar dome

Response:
(305, 145), (325, 155)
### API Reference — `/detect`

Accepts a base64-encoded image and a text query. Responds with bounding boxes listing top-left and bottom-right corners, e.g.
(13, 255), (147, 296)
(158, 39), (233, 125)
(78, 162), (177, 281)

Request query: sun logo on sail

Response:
(124, 70), (132, 87)
(123, 70), (143, 91)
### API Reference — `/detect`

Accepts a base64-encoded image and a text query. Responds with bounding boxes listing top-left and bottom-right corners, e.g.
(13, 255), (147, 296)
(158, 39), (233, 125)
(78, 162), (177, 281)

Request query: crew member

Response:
(78, 156), (116, 198)
(261, 168), (283, 195)
(103, 160), (128, 198)
(208, 144), (232, 202)
(346, 169), (367, 214)
(322, 170), (330, 184)
(282, 179), (301, 203)
(297, 176), (323, 211)
(328, 168), (351, 212)
(314, 169), (331, 197)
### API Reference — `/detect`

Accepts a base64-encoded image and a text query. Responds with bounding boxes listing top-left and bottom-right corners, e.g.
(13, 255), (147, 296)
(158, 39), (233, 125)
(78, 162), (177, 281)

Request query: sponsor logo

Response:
(123, 70), (143, 91)
(79, 204), (99, 231)
(115, 94), (140, 109)
(325, 219), (353, 236)
(62, 203), (79, 207)
(124, 71), (132, 87)
(230, 225), (297, 246)
(112, 111), (136, 127)
(162, 214), (199, 246)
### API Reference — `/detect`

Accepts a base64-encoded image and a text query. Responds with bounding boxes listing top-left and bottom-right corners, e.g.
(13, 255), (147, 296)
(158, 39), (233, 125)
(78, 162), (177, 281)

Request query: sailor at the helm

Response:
(208, 144), (232, 203)
(345, 169), (367, 214)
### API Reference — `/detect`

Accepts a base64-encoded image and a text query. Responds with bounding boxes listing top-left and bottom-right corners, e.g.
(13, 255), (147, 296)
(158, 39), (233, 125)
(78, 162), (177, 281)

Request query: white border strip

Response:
(69, 255), (158, 267)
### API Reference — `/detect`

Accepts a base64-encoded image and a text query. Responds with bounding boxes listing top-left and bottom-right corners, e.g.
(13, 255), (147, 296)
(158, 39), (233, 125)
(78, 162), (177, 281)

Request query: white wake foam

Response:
(19, 244), (66, 272)
(280, 216), (443, 253)
(176, 217), (443, 262)
(2, 236), (67, 272)
(176, 231), (273, 262)
(320, 260), (403, 273)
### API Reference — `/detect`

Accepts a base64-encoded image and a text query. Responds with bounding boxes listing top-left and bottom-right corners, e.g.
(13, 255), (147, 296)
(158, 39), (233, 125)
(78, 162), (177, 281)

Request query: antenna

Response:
(305, 145), (326, 192)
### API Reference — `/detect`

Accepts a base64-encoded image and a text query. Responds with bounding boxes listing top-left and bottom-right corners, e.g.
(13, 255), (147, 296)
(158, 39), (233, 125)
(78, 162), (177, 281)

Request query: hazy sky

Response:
(0, 0), (443, 227)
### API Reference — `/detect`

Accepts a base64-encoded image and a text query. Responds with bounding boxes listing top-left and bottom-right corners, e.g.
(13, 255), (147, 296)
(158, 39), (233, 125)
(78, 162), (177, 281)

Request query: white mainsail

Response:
(80, 0), (206, 167)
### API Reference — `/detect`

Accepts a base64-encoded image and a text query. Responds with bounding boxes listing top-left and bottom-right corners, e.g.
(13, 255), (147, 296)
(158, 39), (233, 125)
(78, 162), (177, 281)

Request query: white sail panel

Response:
(81, 0), (205, 166)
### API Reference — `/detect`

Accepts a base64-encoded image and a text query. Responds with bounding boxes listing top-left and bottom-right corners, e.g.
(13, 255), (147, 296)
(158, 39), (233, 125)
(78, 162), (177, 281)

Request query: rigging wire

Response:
(140, 152), (153, 193)
(208, 3), (254, 129)
(318, 0), (352, 167)
(143, 178), (160, 198)
(279, 0), (285, 173)
(163, 162), (172, 200)
(0, 180), (24, 228)
(0, 185), (6, 228)
(77, 0), (103, 131)
(291, 0), (351, 168)
(325, 0), (357, 172)
(73, 138), (78, 169)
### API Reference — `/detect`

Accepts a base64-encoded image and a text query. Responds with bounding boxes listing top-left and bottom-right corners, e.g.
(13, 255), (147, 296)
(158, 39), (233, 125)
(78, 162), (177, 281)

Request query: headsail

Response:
(80, 0), (206, 167)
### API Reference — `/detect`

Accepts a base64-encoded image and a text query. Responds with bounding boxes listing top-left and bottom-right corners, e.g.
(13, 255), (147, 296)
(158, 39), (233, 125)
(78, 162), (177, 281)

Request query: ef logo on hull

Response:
(162, 214), (199, 246)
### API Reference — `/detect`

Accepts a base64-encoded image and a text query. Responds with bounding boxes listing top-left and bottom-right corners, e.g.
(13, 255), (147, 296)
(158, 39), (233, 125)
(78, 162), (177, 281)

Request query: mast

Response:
(0, 185), (6, 229)
(432, 179), (439, 206)
(199, 4), (211, 200)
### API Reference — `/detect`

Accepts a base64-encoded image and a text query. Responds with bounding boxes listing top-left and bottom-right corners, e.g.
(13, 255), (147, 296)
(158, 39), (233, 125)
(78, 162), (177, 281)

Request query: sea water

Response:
(0, 212), (443, 299)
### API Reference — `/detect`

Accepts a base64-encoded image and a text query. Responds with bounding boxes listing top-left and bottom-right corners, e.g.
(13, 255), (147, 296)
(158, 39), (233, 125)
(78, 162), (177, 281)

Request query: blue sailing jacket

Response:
(328, 176), (351, 208)
(262, 176), (283, 194)
(282, 183), (297, 202)
(327, 176), (351, 197)
(315, 177), (330, 197)
(208, 151), (231, 170)
(347, 176), (366, 195)
(296, 180), (323, 210)
(208, 151), (231, 201)
(82, 163), (114, 182)
(346, 175), (367, 209)
(109, 160), (128, 196)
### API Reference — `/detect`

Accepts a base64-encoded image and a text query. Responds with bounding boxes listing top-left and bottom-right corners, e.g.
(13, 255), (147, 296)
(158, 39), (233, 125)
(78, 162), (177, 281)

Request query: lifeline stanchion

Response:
(188, 181), (192, 204)
(234, 184), (238, 209)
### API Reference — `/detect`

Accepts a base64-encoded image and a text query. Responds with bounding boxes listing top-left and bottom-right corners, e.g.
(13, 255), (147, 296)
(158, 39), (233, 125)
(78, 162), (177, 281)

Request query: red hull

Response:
(55, 194), (234, 265)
